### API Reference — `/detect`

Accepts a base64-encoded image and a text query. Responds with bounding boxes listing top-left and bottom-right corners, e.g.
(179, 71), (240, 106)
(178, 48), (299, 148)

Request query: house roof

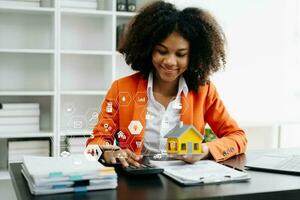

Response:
(164, 124), (204, 140)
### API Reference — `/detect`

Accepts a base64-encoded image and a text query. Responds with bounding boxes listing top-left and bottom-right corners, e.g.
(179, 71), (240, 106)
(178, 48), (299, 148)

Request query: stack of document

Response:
(0, 0), (40, 8)
(150, 159), (250, 186)
(0, 103), (40, 134)
(22, 155), (117, 195)
(60, 0), (98, 10)
(67, 137), (86, 155)
(8, 139), (50, 163)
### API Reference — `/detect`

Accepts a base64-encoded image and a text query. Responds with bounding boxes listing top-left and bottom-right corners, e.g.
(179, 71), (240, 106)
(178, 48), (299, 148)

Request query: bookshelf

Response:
(0, 0), (157, 178)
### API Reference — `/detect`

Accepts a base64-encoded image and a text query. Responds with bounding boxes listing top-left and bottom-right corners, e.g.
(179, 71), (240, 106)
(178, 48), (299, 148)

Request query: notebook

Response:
(245, 154), (300, 175)
(150, 159), (250, 186)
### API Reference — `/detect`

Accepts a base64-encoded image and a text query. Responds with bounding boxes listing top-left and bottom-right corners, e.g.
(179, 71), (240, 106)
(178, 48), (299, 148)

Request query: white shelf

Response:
(61, 91), (107, 95)
(0, 6), (54, 14)
(0, 91), (54, 96)
(0, 0), (154, 160)
(61, 130), (92, 136)
(61, 50), (113, 55)
(0, 49), (54, 54)
(0, 131), (54, 139)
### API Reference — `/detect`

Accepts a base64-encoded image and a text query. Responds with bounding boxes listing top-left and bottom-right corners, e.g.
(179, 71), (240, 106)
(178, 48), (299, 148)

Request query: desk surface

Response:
(9, 151), (300, 200)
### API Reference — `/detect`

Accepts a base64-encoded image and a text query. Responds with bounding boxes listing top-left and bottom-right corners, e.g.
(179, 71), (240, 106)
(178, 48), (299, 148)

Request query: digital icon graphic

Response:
(106, 102), (113, 113)
(117, 131), (126, 140)
(63, 103), (75, 115)
(128, 120), (143, 135)
(137, 97), (146, 103)
(84, 144), (101, 161)
(173, 102), (182, 109)
(103, 123), (112, 132)
(73, 120), (83, 129)
(145, 113), (152, 120)
(89, 112), (98, 122)
(60, 151), (70, 157)
(119, 92), (131, 106)
(134, 93), (147, 105)
(136, 140), (142, 149)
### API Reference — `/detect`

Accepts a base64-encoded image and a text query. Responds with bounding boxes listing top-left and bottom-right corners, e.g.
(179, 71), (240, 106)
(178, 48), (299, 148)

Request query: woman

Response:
(86, 1), (247, 168)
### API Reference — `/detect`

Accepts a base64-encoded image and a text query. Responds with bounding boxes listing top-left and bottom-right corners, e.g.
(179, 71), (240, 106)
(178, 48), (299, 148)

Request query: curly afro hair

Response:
(118, 1), (226, 91)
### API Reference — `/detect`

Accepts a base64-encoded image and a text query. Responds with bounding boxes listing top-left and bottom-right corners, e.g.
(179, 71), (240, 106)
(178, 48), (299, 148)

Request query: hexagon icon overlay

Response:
(84, 144), (101, 161)
(128, 120), (143, 135)
(118, 92), (132, 106)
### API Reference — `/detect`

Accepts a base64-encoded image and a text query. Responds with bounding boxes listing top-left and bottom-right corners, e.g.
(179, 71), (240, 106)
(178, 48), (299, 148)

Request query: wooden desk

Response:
(9, 152), (300, 200)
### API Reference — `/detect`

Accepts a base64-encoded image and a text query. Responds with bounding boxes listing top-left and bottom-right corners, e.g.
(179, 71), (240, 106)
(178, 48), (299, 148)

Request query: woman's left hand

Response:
(171, 144), (211, 164)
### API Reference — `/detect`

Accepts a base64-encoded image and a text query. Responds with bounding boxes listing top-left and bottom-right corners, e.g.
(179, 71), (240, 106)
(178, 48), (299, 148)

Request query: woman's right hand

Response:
(100, 145), (143, 168)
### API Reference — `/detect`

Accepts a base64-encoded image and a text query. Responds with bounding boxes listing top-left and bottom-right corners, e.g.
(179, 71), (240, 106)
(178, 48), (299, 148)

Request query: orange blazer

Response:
(86, 73), (247, 162)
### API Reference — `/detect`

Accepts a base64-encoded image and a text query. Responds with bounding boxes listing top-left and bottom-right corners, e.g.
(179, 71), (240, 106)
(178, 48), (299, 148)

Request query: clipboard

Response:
(150, 159), (250, 186)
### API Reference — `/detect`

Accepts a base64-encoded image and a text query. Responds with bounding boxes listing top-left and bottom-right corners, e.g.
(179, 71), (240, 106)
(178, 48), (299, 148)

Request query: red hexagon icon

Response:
(118, 92), (132, 106)
(115, 128), (132, 149)
(129, 137), (143, 153)
(134, 92), (148, 106)
(84, 144), (101, 161)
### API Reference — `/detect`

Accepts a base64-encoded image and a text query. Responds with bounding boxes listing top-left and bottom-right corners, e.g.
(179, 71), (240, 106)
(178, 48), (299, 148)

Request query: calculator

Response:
(115, 157), (164, 176)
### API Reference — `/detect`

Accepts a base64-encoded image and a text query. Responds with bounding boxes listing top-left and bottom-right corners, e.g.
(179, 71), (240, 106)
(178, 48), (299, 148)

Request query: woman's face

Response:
(152, 32), (190, 84)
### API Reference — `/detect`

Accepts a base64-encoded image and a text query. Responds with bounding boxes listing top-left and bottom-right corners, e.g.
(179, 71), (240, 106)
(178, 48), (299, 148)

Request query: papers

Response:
(22, 155), (117, 195)
(150, 159), (250, 186)
(8, 139), (50, 163)
(0, 103), (40, 134)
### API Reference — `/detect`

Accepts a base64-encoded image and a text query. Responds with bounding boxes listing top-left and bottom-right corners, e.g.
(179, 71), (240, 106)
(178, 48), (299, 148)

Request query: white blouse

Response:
(142, 72), (188, 156)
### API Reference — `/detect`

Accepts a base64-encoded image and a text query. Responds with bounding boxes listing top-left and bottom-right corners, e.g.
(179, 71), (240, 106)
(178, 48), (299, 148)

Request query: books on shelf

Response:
(67, 136), (87, 155)
(9, 150), (49, 163)
(0, 103), (40, 134)
(8, 139), (50, 163)
(9, 140), (49, 149)
(0, 117), (39, 125)
(0, 0), (53, 8)
(40, 0), (52, 7)
(150, 159), (250, 186)
(22, 155), (117, 195)
(0, 109), (40, 117)
(126, 0), (136, 12)
(0, 0), (40, 8)
(0, 103), (39, 110)
(117, 0), (136, 12)
(0, 124), (39, 133)
(116, 0), (126, 12)
(60, 0), (98, 10)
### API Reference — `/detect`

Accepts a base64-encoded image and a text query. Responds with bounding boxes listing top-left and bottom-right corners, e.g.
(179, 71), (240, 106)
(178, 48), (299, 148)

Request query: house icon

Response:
(164, 124), (204, 155)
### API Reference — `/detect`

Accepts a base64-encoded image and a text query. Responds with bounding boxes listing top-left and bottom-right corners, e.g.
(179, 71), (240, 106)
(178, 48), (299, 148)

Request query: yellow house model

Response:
(164, 124), (204, 155)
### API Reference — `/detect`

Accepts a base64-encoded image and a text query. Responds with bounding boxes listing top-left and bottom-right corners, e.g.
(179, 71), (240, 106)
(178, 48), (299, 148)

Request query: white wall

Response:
(174, 0), (300, 149)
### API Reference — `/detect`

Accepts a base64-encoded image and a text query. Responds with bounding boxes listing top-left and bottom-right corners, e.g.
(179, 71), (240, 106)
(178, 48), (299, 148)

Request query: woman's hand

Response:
(100, 145), (142, 168)
(171, 144), (211, 164)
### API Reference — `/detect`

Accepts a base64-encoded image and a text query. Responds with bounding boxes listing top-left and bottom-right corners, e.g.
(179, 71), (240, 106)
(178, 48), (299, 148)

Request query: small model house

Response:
(164, 124), (204, 155)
